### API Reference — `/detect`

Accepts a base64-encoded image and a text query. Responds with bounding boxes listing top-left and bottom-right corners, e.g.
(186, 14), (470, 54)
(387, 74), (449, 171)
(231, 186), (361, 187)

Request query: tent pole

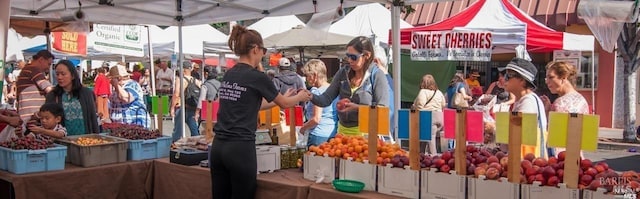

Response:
(178, 20), (186, 138)
(0, 0), (9, 102)
(46, 22), (57, 85)
(147, 25), (159, 130)
(391, 4), (401, 141)
(591, 50), (595, 113)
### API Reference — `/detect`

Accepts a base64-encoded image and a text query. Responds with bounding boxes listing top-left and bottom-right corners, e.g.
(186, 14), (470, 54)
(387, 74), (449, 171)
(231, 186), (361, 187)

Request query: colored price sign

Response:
(151, 96), (169, 115)
(495, 112), (538, 146)
(547, 112), (599, 151)
(200, 101), (219, 121)
(397, 109), (433, 140)
(284, 106), (304, 126)
(259, 106), (280, 124)
(443, 109), (483, 142)
(358, 105), (390, 135)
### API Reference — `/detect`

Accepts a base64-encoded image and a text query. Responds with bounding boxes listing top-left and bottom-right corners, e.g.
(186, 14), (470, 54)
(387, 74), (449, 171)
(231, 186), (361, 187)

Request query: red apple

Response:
(487, 156), (499, 164)
(448, 158), (455, 168)
(525, 167), (538, 177)
(441, 151), (452, 162)
(486, 167), (500, 180)
(524, 153), (536, 162)
(474, 167), (487, 178)
(594, 165), (606, 173)
(547, 157), (558, 165)
(521, 160), (533, 170)
(477, 163), (489, 170)
(433, 158), (446, 168)
(557, 169), (564, 179)
(527, 175), (536, 184)
(557, 151), (566, 162)
(495, 151), (506, 161)
(533, 158), (548, 167)
(580, 159), (593, 170)
(336, 98), (351, 111)
(489, 162), (502, 171)
(585, 167), (598, 177)
(467, 164), (476, 176)
(534, 174), (545, 183)
(542, 166), (556, 178)
(595, 162), (609, 171)
(587, 180), (602, 191)
(580, 174), (594, 186)
(440, 165), (451, 173)
(547, 176), (560, 187)
(500, 157), (508, 169)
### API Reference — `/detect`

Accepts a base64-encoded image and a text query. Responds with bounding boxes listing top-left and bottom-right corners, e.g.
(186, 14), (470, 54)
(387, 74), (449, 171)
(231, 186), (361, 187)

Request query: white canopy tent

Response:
(329, 3), (413, 45)
(247, 15), (305, 39)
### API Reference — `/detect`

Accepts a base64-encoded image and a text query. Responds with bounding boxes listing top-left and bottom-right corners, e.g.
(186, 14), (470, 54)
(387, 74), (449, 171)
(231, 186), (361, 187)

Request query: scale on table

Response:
(256, 129), (272, 145)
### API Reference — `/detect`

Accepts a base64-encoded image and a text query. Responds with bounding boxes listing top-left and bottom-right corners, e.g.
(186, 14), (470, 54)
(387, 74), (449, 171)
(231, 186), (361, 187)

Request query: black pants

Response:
(210, 139), (256, 199)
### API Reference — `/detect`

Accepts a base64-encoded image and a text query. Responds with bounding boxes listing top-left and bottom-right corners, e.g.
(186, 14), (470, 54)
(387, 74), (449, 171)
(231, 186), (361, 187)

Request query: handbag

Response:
(453, 84), (469, 108)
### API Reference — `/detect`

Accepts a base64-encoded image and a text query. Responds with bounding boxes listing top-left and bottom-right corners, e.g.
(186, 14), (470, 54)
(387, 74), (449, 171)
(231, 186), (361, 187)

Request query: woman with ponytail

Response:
(209, 25), (312, 199)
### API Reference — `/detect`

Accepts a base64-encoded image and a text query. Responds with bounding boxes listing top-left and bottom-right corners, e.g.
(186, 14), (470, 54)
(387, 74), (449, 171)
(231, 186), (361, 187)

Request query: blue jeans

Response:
(307, 134), (329, 148)
(172, 108), (199, 142)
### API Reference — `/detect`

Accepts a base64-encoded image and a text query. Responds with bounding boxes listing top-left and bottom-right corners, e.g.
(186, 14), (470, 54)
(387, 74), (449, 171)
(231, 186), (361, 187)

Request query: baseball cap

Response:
(279, 58), (291, 68)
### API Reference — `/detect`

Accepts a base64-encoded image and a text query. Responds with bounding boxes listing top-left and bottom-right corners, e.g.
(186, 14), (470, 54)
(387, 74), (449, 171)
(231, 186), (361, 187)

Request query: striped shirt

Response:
(16, 66), (52, 122)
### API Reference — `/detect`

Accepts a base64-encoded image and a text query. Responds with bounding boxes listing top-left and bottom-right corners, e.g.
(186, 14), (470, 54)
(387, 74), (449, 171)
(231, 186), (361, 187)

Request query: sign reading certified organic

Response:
(92, 24), (144, 57)
(411, 31), (493, 61)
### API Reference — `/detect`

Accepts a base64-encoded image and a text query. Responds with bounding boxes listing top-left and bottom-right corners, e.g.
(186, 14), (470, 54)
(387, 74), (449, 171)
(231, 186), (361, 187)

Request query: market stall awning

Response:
(393, 0), (594, 53)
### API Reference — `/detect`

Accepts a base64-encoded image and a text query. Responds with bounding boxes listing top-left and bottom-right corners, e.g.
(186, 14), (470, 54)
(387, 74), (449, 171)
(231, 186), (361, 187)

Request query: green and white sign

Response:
(93, 24), (144, 57)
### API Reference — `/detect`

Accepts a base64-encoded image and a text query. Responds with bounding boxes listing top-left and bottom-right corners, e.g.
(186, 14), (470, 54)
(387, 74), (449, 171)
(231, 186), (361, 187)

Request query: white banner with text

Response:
(411, 31), (493, 61)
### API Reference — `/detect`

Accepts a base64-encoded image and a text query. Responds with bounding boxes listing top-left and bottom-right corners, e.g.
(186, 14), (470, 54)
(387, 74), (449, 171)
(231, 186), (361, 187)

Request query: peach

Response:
(524, 153), (536, 162)
(547, 176), (560, 187)
(533, 158), (548, 167)
(486, 167), (500, 180)
(474, 167), (487, 178)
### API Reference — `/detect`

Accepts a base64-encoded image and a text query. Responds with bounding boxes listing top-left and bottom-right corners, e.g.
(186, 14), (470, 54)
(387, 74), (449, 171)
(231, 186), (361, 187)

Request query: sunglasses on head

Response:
(345, 53), (363, 61)
(504, 71), (521, 81)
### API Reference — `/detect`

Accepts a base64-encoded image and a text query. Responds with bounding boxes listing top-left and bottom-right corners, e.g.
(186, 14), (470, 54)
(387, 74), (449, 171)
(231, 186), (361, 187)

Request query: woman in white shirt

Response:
(412, 74), (446, 154)
(503, 58), (549, 159)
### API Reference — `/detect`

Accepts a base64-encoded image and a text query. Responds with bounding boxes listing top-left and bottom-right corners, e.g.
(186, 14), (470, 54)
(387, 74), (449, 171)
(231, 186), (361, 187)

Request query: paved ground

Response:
(153, 116), (640, 172)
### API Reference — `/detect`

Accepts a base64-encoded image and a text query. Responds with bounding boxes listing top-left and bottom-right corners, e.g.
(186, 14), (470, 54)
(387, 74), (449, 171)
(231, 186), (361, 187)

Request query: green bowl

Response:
(332, 179), (365, 193)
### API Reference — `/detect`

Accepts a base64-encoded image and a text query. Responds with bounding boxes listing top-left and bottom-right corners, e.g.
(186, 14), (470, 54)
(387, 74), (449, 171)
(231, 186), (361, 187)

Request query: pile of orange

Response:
(308, 134), (407, 164)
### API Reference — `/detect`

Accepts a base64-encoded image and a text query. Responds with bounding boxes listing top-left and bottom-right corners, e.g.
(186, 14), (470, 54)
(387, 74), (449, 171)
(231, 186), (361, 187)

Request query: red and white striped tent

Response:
(393, 0), (594, 53)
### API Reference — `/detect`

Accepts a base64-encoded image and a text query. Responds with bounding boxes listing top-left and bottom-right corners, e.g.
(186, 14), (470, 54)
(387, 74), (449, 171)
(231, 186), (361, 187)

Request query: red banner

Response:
(52, 32), (87, 56)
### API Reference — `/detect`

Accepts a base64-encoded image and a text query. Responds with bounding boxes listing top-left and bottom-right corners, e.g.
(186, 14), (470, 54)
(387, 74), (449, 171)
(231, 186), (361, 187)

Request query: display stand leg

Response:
(266, 109), (273, 137)
(564, 114), (583, 189)
(205, 101), (214, 141)
(507, 112), (523, 183)
(289, 107), (296, 147)
(409, 110), (420, 170)
(454, 109), (467, 175)
(368, 106), (379, 165)
(157, 99), (163, 135)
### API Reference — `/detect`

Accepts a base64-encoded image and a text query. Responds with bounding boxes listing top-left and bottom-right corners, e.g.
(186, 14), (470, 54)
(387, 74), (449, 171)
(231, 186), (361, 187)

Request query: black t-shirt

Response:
(213, 63), (278, 141)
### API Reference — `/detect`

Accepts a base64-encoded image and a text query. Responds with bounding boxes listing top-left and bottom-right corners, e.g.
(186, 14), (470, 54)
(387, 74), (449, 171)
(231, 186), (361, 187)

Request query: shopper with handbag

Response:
(445, 74), (471, 149)
(412, 74), (446, 154)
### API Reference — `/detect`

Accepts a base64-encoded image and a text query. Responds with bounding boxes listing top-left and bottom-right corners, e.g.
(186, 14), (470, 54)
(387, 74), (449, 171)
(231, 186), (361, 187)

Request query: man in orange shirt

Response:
(466, 69), (483, 97)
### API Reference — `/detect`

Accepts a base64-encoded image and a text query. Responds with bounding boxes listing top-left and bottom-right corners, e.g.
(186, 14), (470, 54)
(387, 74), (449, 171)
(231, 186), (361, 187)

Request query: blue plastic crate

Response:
(0, 147), (6, 170)
(0, 144), (67, 174)
(124, 136), (171, 161)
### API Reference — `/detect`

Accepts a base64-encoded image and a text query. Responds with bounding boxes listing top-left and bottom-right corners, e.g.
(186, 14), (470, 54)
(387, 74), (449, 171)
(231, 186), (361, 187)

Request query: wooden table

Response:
(153, 158), (314, 199)
(0, 160), (154, 199)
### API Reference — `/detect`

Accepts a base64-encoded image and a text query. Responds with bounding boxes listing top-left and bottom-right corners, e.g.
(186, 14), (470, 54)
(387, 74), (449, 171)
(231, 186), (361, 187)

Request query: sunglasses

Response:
(345, 53), (363, 61)
(504, 71), (521, 81)
(255, 45), (267, 54)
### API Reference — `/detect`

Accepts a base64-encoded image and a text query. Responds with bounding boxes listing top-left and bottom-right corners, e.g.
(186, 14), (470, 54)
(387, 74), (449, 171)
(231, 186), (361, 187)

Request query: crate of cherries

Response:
(102, 123), (171, 160)
(0, 136), (66, 174)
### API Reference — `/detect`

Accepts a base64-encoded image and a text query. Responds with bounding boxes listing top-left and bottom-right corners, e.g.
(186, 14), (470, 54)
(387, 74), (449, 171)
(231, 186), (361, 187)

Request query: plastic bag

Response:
(296, 126), (308, 148)
(577, 0), (638, 53)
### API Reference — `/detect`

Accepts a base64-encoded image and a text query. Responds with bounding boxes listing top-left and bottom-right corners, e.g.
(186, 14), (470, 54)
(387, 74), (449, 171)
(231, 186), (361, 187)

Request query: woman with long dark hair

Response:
(310, 36), (390, 136)
(45, 60), (99, 135)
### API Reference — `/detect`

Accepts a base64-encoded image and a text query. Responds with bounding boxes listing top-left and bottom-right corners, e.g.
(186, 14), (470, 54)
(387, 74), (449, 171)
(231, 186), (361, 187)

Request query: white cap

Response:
(278, 58), (291, 68)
